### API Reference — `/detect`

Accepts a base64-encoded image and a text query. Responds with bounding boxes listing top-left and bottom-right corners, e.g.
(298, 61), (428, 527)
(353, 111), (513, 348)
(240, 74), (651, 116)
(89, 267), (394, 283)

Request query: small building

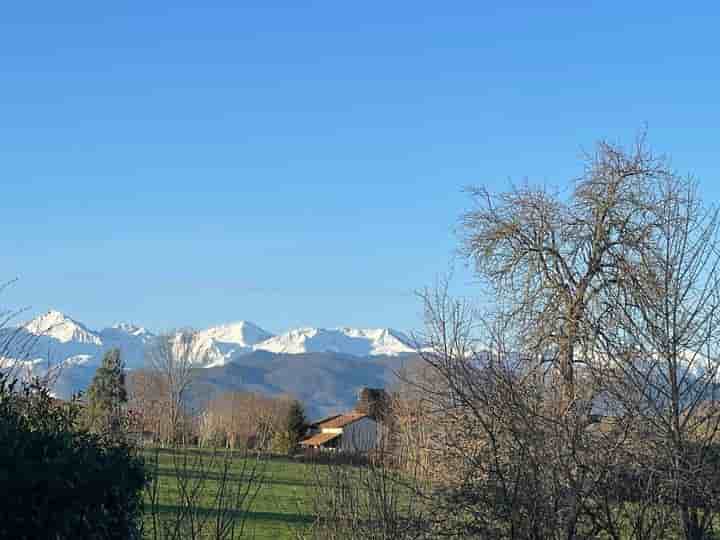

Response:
(301, 387), (388, 452)
(586, 390), (626, 423)
(300, 411), (380, 452)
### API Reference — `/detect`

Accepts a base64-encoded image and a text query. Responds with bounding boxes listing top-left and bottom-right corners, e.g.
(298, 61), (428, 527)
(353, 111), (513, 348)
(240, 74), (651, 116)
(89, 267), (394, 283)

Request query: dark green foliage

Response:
(273, 400), (306, 455)
(287, 400), (307, 451)
(85, 348), (127, 436)
(0, 375), (147, 540)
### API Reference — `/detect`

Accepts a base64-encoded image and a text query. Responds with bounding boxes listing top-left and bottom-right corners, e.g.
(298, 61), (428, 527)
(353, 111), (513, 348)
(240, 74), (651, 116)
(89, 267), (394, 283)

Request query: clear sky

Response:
(1, 2), (719, 334)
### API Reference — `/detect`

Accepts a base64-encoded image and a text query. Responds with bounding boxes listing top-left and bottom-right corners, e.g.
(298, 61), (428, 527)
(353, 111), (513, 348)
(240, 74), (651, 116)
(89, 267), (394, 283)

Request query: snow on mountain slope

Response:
(99, 323), (156, 369)
(24, 310), (102, 345)
(1, 311), (158, 392)
(1, 311), (419, 404)
(254, 327), (417, 356)
(341, 327), (417, 355)
(101, 323), (153, 340)
(200, 321), (273, 347)
(190, 321), (275, 368)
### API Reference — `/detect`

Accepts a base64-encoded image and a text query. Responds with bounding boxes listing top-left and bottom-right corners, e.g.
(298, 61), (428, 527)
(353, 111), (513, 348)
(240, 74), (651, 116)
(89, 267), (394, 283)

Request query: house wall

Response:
(339, 416), (378, 452)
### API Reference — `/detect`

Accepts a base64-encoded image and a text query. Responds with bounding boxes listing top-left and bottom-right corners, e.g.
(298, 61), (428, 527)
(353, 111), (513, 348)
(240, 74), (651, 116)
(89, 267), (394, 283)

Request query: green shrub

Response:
(0, 376), (148, 540)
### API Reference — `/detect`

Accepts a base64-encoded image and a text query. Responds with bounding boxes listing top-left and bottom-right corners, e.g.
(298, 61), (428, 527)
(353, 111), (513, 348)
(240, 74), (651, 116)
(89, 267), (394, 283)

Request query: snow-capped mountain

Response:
(184, 324), (415, 367)
(254, 327), (416, 356)
(100, 323), (153, 341)
(191, 321), (274, 368)
(201, 321), (273, 347)
(24, 310), (102, 345)
(5, 311), (417, 369)
(0, 310), (420, 408)
(99, 323), (156, 369)
(0, 311), (158, 391)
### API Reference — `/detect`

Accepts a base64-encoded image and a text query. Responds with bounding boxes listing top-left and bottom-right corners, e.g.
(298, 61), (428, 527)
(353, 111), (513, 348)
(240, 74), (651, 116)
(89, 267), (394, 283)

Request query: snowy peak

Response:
(18, 312), (415, 358)
(342, 327), (416, 355)
(108, 323), (153, 338)
(98, 323), (156, 369)
(99, 323), (154, 344)
(189, 321), (274, 368)
(255, 327), (417, 356)
(255, 327), (319, 355)
(197, 320), (273, 348)
(5, 311), (419, 404)
(24, 310), (102, 345)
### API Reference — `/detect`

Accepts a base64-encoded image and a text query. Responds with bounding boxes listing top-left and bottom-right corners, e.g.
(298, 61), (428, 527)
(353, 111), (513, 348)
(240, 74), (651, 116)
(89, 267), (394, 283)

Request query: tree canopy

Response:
(85, 348), (127, 436)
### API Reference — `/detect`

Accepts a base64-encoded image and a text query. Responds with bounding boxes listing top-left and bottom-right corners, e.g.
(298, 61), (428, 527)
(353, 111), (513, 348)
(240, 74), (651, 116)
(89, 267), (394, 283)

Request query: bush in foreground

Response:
(0, 376), (147, 540)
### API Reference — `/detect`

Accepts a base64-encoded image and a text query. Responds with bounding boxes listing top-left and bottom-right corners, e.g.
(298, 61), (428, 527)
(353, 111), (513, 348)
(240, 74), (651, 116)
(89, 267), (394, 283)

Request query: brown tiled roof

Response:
(316, 412), (368, 429)
(300, 432), (341, 447)
(309, 414), (342, 428)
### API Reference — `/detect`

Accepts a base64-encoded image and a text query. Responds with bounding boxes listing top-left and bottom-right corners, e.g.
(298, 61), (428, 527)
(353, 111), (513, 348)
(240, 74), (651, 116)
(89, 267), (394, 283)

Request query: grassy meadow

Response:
(141, 448), (318, 540)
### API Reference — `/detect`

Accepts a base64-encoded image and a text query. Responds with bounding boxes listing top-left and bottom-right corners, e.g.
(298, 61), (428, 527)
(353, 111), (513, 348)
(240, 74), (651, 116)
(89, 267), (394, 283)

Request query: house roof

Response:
(309, 414), (342, 428)
(587, 391), (626, 417)
(315, 412), (368, 429)
(300, 432), (341, 447)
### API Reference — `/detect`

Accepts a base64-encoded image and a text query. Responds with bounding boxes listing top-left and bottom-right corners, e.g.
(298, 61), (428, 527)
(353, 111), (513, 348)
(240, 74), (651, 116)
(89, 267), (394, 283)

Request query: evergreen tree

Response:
(287, 399), (307, 449)
(273, 400), (306, 455)
(85, 348), (127, 437)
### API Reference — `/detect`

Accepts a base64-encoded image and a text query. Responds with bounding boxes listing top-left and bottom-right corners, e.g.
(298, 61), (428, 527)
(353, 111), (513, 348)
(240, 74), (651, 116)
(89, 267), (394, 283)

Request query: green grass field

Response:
(141, 448), (318, 540)
(139, 447), (717, 540)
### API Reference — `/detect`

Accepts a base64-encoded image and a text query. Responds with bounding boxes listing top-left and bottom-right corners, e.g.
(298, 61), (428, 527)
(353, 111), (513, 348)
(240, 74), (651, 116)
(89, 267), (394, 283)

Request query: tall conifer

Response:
(85, 348), (127, 436)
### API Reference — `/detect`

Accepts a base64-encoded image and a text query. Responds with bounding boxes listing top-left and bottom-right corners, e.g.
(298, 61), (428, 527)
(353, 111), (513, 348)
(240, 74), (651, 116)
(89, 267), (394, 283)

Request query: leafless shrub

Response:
(297, 432), (431, 540)
(143, 440), (269, 540)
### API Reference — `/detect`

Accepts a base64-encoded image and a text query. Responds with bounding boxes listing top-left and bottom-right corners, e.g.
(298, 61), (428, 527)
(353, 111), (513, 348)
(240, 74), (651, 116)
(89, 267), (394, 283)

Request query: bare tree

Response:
(388, 135), (720, 539)
(143, 441), (268, 540)
(595, 174), (720, 539)
(398, 275), (685, 539)
(460, 136), (666, 409)
(146, 330), (202, 446)
(127, 369), (168, 444)
(409, 283), (580, 539)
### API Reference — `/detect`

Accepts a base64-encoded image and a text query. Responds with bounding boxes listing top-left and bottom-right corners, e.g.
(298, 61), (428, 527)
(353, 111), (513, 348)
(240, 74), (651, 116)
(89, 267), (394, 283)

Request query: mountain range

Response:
(0, 310), (421, 418)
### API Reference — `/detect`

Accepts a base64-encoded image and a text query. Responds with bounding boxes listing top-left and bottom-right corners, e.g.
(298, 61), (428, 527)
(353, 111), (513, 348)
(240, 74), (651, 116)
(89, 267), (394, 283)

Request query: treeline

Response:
(128, 370), (306, 453)
(125, 331), (307, 454)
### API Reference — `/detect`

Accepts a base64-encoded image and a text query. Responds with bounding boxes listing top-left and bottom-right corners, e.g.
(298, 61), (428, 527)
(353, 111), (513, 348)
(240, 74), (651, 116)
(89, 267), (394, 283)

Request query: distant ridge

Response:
(253, 327), (416, 356)
(1, 310), (421, 413)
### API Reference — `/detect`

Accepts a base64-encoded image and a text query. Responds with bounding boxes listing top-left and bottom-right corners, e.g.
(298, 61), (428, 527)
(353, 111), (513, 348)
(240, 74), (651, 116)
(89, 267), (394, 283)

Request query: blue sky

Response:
(1, 2), (719, 333)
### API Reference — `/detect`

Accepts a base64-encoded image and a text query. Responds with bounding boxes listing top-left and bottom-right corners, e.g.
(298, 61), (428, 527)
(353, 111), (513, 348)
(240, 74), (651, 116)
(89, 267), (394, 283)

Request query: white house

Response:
(300, 412), (379, 453)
